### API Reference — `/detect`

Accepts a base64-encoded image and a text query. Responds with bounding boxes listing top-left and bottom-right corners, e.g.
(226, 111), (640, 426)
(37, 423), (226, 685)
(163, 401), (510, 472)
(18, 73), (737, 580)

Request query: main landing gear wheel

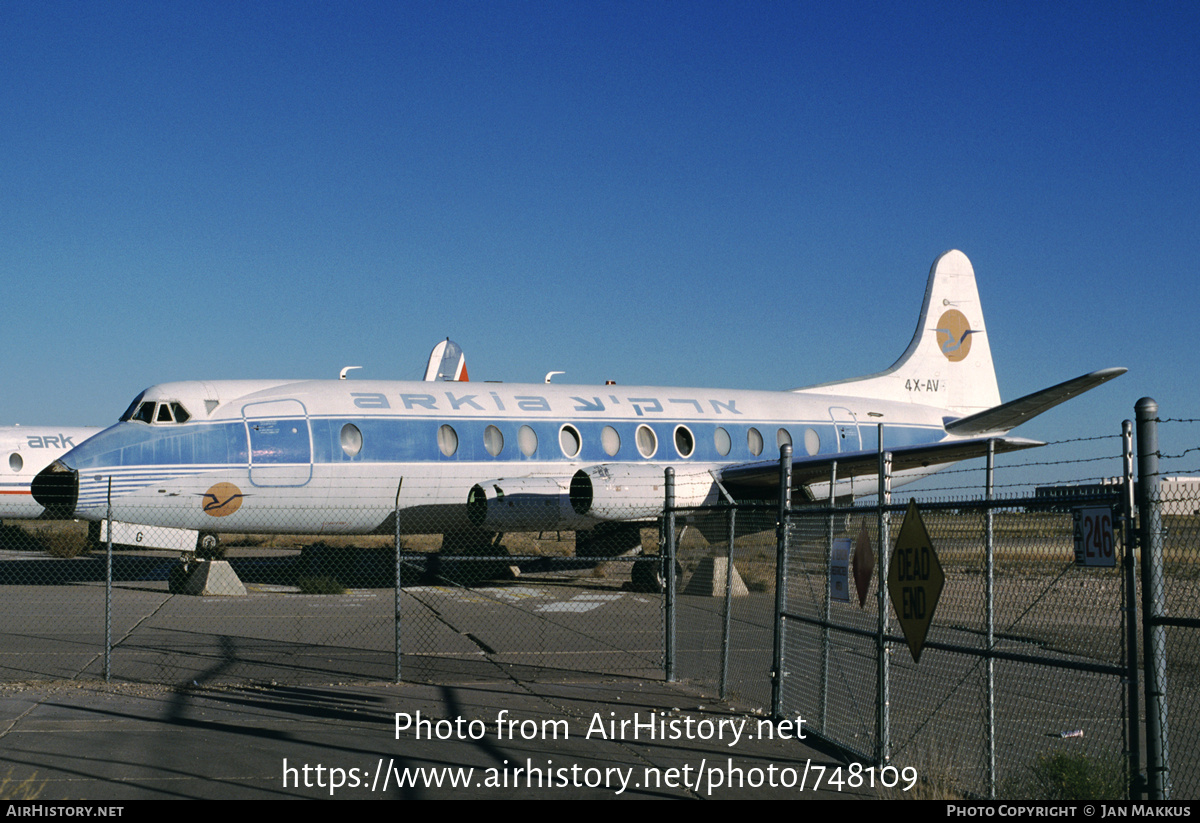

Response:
(196, 532), (223, 560)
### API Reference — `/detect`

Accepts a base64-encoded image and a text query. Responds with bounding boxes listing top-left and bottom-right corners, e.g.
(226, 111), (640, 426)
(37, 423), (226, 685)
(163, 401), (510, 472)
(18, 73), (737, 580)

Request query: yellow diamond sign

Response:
(887, 500), (945, 663)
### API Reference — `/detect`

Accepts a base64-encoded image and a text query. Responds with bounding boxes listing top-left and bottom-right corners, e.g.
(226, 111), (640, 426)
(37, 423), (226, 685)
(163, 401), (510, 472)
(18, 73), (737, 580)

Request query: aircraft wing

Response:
(715, 435), (1044, 496)
(944, 368), (1126, 436)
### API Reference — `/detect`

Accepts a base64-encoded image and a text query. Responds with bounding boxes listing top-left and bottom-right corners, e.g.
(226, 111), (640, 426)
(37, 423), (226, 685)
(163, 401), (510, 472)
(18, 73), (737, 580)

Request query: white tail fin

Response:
(792, 250), (1001, 415)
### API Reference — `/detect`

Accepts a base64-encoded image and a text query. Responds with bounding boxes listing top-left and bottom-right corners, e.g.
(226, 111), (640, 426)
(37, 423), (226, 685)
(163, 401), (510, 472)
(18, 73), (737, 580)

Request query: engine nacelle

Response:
(568, 464), (719, 521)
(466, 476), (594, 532)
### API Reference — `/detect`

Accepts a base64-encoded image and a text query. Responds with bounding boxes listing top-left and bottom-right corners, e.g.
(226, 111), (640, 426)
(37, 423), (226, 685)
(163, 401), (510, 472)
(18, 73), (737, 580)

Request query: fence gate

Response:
(775, 435), (1138, 800)
(765, 400), (1200, 802)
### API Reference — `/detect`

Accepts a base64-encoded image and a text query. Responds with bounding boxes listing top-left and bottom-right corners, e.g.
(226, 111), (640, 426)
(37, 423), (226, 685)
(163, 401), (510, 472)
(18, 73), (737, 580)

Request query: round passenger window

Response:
(518, 425), (538, 457)
(484, 425), (504, 456)
(674, 426), (695, 458)
(713, 427), (731, 457)
(8, 453), (22, 472)
(804, 428), (820, 456)
(601, 426), (621, 457)
(438, 424), (458, 457)
(747, 427), (763, 456)
(559, 425), (581, 458)
(340, 423), (363, 457)
(636, 425), (657, 458)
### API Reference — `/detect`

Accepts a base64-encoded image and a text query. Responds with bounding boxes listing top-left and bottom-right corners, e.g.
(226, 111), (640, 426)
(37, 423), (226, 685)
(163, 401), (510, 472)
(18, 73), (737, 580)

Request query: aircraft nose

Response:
(31, 460), (79, 518)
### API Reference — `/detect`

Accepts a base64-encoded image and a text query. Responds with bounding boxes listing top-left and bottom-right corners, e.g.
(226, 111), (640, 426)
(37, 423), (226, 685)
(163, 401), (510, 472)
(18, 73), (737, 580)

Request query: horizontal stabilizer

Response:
(944, 368), (1126, 436)
(717, 435), (1043, 495)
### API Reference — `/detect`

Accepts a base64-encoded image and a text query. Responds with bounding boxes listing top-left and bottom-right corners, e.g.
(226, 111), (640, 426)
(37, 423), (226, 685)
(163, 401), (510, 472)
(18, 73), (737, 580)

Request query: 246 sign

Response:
(1073, 507), (1116, 567)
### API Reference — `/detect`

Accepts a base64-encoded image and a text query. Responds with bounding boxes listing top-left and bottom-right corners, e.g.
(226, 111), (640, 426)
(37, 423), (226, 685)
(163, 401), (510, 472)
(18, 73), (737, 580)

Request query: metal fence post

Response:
(820, 460), (836, 732)
(1122, 420), (1143, 799)
(395, 478), (403, 683)
(1136, 397), (1170, 799)
(772, 444), (792, 718)
(720, 503), (735, 701)
(985, 439), (996, 798)
(876, 425), (890, 765)
(105, 477), (113, 683)
(664, 467), (676, 683)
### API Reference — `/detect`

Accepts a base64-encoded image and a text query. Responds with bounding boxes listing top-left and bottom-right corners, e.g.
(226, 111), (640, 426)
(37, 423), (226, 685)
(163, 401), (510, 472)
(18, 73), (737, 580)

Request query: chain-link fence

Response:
(665, 424), (1149, 801)
(3, 403), (1199, 801)
(0, 480), (677, 686)
(1149, 483), (1200, 801)
(776, 495), (1133, 800)
(672, 504), (778, 712)
(664, 406), (1200, 801)
(1139, 406), (1200, 800)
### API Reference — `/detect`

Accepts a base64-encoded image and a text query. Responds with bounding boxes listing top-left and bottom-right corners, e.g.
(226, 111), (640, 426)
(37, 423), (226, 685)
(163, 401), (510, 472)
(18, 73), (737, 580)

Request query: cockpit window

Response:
(120, 391), (147, 422)
(126, 400), (192, 425)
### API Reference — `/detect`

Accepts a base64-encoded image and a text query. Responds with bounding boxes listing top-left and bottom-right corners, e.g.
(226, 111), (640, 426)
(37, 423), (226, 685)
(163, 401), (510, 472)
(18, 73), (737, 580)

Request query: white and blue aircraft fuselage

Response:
(32, 251), (1125, 543)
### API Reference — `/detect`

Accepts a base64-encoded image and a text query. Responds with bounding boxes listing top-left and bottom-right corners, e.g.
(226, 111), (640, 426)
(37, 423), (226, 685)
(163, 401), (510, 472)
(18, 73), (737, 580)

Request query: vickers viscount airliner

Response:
(32, 251), (1125, 555)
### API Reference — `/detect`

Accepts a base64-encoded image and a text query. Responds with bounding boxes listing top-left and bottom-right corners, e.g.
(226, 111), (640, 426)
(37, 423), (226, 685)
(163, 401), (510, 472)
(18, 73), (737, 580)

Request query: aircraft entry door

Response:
(244, 399), (313, 487)
(829, 407), (861, 453)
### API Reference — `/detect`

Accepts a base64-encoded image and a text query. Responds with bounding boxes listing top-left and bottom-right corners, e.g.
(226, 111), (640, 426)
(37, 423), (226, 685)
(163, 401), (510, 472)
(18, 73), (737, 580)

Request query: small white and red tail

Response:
(423, 338), (469, 382)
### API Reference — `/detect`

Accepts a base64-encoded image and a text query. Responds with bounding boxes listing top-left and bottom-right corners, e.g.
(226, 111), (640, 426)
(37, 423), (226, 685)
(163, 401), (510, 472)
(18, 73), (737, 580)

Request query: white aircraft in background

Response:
(32, 251), (1125, 558)
(0, 426), (101, 520)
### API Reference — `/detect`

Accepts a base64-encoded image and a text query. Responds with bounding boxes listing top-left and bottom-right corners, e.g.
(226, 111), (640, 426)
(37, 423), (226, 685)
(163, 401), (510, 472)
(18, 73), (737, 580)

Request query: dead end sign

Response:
(887, 499), (945, 663)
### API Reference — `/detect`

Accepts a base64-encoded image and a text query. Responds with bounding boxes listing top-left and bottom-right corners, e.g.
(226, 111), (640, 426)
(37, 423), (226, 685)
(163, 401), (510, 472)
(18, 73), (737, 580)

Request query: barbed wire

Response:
(1157, 446), (1200, 461)
(909, 451), (1124, 481)
(908, 477), (1124, 497)
(1041, 434), (1124, 446)
(996, 476), (1119, 489)
(1147, 468), (1200, 479)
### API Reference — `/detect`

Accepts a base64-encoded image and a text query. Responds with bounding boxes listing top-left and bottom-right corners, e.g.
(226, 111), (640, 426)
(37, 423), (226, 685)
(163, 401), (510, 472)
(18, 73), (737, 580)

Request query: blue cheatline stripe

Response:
(68, 417), (943, 470)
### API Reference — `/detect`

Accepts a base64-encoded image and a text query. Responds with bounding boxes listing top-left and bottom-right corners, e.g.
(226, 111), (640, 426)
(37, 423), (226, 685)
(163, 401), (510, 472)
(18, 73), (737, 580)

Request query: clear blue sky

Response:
(2, 1), (1197, 484)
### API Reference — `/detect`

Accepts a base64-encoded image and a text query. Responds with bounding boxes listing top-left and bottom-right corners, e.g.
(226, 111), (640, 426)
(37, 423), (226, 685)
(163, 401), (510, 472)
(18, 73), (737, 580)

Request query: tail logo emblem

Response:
(935, 310), (978, 362)
(202, 482), (245, 517)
